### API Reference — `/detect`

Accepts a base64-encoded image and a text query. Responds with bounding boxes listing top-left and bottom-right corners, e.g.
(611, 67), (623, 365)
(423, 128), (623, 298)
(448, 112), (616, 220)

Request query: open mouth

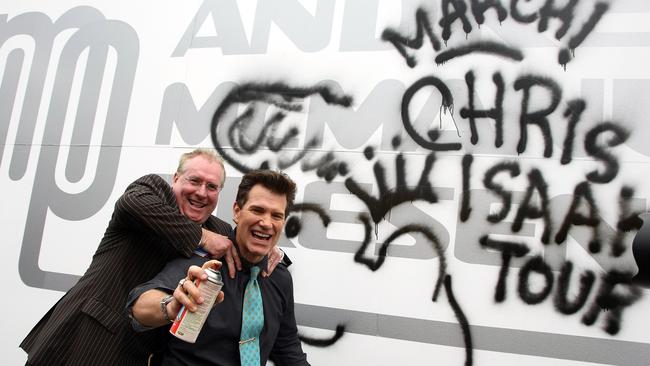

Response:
(188, 199), (206, 209)
(252, 230), (272, 241)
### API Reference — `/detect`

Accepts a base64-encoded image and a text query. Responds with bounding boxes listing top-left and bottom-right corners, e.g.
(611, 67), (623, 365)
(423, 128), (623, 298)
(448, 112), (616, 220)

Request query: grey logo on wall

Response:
(0, 6), (139, 291)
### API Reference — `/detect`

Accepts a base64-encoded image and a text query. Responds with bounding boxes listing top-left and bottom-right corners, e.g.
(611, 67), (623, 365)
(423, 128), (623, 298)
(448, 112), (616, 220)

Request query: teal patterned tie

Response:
(239, 266), (264, 366)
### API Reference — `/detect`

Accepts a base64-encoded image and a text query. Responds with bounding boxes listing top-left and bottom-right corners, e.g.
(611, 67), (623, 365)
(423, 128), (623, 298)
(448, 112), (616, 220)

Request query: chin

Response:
(250, 243), (272, 257)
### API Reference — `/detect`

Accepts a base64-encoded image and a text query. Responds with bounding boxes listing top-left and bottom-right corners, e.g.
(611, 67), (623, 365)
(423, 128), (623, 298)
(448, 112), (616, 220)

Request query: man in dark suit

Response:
(129, 170), (309, 365)
(20, 149), (284, 365)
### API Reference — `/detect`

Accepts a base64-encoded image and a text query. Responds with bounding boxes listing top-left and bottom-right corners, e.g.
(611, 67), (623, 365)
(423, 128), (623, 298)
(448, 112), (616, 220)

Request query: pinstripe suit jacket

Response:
(20, 174), (232, 366)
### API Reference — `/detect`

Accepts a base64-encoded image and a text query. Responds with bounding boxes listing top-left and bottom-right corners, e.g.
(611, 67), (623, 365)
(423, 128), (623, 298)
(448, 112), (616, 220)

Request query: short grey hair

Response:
(176, 148), (226, 185)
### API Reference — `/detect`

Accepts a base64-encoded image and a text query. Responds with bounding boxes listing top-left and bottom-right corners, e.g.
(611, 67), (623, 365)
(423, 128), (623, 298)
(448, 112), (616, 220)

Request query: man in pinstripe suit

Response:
(20, 149), (285, 365)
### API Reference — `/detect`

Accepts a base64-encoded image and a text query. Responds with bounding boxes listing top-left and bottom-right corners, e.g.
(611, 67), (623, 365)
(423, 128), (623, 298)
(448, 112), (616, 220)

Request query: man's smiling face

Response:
(172, 155), (224, 224)
(233, 184), (287, 263)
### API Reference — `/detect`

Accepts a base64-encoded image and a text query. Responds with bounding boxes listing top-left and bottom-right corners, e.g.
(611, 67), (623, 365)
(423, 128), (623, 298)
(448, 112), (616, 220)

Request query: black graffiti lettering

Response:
(401, 76), (461, 151)
(560, 99), (586, 165)
(482, 161), (521, 223)
(512, 168), (551, 244)
(558, 2), (610, 66)
(553, 261), (595, 315)
(480, 235), (530, 302)
(381, 8), (440, 68)
(554, 181), (601, 253)
(383, 6), (522, 67)
(460, 154), (474, 222)
(610, 187), (644, 257)
(538, 0), (580, 39)
(514, 75), (562, 158)
(581, 271), (643, 335)
(299, 324), (346, 347)
(439, 0), (473, 43)
(470, 0), (507, 25)
(584, 122), (629, 184)
(509, 0), (537, 23)
(460, 71), (505, 147)
(518, 255), (554, 305)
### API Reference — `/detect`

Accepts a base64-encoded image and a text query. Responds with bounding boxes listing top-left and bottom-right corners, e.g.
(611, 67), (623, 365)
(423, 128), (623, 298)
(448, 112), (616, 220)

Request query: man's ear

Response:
(232, 202), (240, 224)
(172, 172), (180, 183)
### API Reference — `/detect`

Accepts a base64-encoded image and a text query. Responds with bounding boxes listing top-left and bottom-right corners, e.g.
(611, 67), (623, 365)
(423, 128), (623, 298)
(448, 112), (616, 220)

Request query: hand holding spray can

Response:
(170, 268), (223, 343)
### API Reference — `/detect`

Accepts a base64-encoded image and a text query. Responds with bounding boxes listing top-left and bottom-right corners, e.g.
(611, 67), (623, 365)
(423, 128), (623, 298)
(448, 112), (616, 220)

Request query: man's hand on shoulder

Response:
(200, 229), (240, 278)
(263, 246), (286, 277)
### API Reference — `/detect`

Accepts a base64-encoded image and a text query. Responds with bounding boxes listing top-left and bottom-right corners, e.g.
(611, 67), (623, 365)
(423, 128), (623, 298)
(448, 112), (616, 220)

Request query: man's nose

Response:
(196, 183), (208, 196)
(258, 215), (271, 227)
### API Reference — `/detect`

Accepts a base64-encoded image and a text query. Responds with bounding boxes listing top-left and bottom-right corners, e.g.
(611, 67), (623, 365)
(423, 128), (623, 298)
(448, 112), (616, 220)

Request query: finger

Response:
(231, 244), (242, 272)
(201, 259), (222, 271)
(187, 265), (208, 281)
(214, 291), (225, 306)
(173, 286), (197, 312)
(183, 281), (204, 305)
(262, 258), (276, 278)
(224, 248), (236, 279)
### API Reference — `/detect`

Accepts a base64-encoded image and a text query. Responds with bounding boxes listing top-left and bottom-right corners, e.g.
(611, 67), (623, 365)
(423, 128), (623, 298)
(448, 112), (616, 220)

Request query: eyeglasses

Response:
(181, 175), (222, 193)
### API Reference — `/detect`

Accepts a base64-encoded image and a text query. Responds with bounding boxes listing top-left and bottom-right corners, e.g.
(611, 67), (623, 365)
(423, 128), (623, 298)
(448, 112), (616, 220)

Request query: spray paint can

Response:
(170, 268), (224, 343)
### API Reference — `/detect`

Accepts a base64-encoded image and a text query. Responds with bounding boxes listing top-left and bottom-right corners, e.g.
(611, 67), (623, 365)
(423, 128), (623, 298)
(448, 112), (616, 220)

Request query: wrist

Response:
(160, 294), (174, 323)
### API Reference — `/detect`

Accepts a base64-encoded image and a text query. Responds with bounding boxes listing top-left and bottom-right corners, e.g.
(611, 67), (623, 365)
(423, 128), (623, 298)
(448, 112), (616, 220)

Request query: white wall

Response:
(2, 0), (650, 364)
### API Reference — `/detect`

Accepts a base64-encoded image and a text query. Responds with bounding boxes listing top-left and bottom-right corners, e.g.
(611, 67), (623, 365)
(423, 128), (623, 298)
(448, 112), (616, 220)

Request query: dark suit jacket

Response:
(20, 174), (232, 366)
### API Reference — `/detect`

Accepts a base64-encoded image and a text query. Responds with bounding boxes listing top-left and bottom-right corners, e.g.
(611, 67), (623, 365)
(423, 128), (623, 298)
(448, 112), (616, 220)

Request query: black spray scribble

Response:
(435, 40), (523, 64)
(381, 8), (440, 68)
(518, 255), (554, 304)
(553, 261), (595, 315)
(460, 71), (505, 147)
(353, 213), (473, 365)
(513, 75), (562, 158)
(210, 82), (352, 173)
(345, 143), (438, 225)
(459, 154), (473, 222)
(482, 161), (521, 224)
(204, 1), (640, 351)
(300, 151), (348, 183)
(557, 2), (610, 67)
(511, 168), (551, 244)
(471, 0), (507, 26)
(285, 203), (331, 239)
(554, 181), (601, 253)
(560, 99), (587, 165)
(439, 0), (474, 42)
(583, 122), (629, 184)
(481, 235), (642, 335)
(383, 2), (610, 68)
(401, 76), (461, 151)
(479, 235), (530, 302)
(611, 187), (644, 257)
(299, 325), (346, 347)
(581, 271), (643, 335)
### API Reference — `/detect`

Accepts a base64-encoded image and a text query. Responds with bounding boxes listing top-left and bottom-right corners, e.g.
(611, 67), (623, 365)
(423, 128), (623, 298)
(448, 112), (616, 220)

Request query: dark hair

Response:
(236, 170), (296, 216)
